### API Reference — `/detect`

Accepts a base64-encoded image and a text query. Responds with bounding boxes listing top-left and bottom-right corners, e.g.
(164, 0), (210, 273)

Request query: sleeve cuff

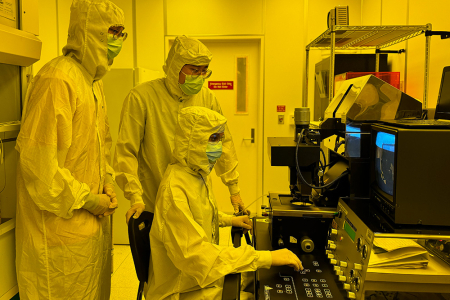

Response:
(104, 174), (114, 185)
(228, 183), (240, 196)
(130, 194), (145, 206)
(82, 193), (99, 210)
(257, 251), (273, 269)
(221, 214), (233, 227)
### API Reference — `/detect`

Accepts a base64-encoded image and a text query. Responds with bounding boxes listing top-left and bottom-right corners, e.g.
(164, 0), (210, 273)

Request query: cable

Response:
(295, 129), (349, 190)
(319, 148), (327, 171)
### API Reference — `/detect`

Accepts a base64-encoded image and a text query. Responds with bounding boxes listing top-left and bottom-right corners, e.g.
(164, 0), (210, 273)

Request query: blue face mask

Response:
(179, 73), (205, 95)
(107, 34), (123, 60)
(206, 141), (223, 162)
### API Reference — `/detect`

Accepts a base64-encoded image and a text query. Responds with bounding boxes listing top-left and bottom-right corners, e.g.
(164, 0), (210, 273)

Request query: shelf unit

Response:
(304, 24), (432, 108)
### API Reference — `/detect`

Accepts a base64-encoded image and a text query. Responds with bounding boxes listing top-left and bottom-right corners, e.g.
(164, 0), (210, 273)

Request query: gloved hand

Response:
(84, 194), (114, 216)
(98, 183), (118, 219)
(230, 193), (250, 215)
(126, 203), (146, 225)
(231, 215), (252, 234)
(270, 249), (304, 271)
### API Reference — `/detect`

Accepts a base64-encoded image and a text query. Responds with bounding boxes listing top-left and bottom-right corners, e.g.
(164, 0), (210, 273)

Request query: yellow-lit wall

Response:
(362, 0), (450, 108)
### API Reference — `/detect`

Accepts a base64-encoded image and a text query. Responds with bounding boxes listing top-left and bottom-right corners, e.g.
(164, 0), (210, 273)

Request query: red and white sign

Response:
(277, 105), (286, 112)
(208, 81), (234, 90)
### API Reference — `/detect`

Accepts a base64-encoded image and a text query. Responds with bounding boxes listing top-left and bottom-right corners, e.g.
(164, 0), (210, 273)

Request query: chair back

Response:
(128, 211), (154, 283)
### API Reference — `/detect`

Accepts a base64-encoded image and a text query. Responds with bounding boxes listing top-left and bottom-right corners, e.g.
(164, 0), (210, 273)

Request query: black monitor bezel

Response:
(371, 125), (398, 204)
(434, 66), (450, 120)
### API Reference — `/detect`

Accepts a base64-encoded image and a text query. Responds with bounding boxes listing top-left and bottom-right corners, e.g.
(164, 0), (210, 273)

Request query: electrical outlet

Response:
(278, 115), (285, 124)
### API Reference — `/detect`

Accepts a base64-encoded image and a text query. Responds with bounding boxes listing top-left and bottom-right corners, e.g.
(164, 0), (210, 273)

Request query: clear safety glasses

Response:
(209, 132), (225, 143)
(108, 27), (128, 41)
(111, 31), (127, 41)
(182, 68), (213, 79)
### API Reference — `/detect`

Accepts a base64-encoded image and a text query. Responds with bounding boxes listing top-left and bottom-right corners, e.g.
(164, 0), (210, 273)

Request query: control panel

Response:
(326, 199), (374, 299)
(258, 255), (345, 300)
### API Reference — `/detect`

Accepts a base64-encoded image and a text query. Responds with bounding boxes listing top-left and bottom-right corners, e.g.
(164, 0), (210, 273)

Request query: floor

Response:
(110, 227), (233, 300)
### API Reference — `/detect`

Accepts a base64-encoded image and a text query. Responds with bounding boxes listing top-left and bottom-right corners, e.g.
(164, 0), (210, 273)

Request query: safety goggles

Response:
(108, 27), (128, 41)
(181, 68), (212, 79)
(209, 132), (225, 142)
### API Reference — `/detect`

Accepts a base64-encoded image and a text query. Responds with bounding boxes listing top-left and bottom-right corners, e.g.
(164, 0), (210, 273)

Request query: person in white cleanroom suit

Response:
(148, 106), (303, 299)
(114, 35), (249, 223)
(15, 0), (126, 299)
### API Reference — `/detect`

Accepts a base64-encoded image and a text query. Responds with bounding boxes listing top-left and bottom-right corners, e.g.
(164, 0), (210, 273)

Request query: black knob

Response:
(440, 242), (450, 253)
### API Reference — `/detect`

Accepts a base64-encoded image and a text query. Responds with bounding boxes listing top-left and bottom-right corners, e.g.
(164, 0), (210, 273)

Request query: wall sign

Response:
(208, 81), (234, 90)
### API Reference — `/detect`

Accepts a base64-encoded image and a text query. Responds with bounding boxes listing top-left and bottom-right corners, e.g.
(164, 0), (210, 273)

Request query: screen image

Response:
(375, 131), (395, 196)
(345, 124), (362, 157)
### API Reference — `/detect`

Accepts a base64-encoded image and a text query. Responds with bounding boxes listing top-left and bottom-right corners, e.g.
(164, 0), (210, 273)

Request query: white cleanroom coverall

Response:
(148, 106), (272, 299)
(113, 35), (241, 213)
(15, 0), (123, 299)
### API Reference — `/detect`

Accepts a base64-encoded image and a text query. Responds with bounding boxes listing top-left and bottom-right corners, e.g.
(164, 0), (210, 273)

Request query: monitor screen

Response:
(345, 124), (361, 157)
(435, 67), (450, 119)
(375, 131), (396, 196)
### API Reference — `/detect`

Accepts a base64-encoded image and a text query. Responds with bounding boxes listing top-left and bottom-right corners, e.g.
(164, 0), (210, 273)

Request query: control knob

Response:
(349, 269), (356, 279)
(362, 245), (369, 259)
(439, 242), (450, 253)
(352, 277), (361, 292)
(356, 238), (363, 251)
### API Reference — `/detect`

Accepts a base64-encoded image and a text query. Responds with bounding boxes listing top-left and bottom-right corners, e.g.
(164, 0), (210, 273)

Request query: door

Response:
(167, 37), (263, 215)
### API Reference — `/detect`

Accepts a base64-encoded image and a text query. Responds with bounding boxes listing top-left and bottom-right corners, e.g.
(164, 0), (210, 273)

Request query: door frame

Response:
(165, 35), (265, 216)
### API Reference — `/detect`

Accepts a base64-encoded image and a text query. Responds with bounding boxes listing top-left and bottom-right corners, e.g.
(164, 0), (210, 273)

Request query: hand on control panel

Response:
(270, 249), (304, 271)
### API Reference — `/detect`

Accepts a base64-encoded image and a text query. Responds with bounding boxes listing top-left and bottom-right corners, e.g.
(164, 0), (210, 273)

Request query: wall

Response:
(361, 0), (450, 108)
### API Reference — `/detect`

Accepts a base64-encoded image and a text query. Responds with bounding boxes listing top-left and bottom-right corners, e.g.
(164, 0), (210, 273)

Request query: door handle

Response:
(243, 128), (255, 143)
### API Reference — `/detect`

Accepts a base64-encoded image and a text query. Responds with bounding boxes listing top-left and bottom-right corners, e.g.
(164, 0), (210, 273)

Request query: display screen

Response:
(375, 131), (396, 196)
(344, 221), (356, 241)
(345, 124), (361, 157)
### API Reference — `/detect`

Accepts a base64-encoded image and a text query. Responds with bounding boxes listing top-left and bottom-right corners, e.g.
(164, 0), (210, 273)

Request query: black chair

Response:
(128, 212), (245, 300)
(128, 211), (154, 300)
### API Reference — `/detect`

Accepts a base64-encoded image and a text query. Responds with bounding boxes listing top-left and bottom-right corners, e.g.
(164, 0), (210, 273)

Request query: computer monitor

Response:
(435, 66), (450, 120)
(370, 124), (450, 227)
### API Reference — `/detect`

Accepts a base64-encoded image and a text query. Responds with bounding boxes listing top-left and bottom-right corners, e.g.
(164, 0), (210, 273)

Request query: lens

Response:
(203, 69), (212, 79)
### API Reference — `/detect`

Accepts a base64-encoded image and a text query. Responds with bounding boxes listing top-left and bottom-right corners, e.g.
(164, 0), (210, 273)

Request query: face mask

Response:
(206, 141), (223, 162)
(179, 74), (205, 95)
(107, 34), (123, 60)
